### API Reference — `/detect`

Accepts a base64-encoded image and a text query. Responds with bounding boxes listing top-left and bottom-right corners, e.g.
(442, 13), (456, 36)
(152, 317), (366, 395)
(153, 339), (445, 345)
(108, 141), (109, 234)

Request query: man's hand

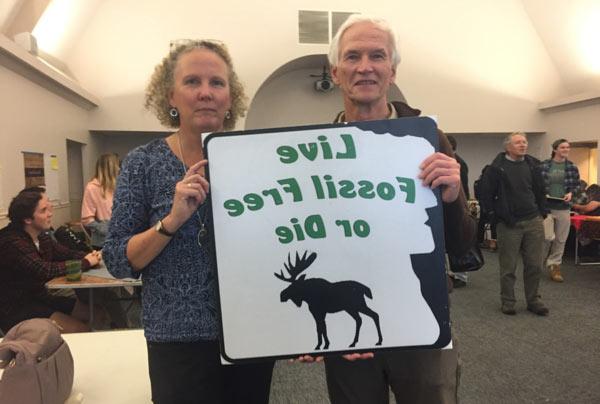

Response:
(84, 250), (102, 267)
(290, 355), (324, 363)
(342, 352), (374, 361)
(419, 152), (461, 203)
(290, 352), (375, 364)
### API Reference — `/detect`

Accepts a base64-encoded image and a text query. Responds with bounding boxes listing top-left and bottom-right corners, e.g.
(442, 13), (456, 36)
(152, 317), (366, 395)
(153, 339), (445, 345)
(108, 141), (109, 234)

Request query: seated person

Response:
(572, 184), (600, 258)
(0, 187), (101, 333)
(572, 184), (600, 215)
(81, 153), (120, 249)
(573, 180), (588, 205)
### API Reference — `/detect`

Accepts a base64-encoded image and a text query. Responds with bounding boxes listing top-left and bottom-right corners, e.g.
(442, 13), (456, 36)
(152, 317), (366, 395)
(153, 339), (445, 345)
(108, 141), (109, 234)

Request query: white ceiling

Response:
(522, 0), (600, 94)
(1, 0), (600, 98)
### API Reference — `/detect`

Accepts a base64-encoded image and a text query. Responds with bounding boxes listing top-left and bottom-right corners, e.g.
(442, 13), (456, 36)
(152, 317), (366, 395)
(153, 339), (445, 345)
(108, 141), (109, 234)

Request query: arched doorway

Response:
(245, 54), (405, 130)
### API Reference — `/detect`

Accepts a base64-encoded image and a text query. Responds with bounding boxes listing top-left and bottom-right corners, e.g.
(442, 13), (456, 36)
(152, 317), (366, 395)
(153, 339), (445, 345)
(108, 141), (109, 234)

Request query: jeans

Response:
(543, 209), (571, 267)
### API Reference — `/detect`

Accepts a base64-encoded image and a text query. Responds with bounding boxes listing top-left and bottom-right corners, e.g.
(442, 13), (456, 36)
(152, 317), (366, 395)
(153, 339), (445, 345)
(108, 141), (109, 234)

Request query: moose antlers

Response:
(274, 251), (317, 282)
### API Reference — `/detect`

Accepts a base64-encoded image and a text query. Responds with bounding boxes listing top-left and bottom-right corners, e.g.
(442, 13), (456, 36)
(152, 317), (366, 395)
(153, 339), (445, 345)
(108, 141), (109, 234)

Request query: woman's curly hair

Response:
(144, 40), (247, 131)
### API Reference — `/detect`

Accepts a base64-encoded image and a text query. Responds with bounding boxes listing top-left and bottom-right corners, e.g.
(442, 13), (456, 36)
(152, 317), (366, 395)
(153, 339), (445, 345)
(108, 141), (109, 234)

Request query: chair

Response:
(575, 219), (600, 265)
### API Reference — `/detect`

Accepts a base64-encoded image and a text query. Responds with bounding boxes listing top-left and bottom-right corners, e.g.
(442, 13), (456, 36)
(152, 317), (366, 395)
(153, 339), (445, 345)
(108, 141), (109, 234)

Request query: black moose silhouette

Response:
(275, 251), (383, 350)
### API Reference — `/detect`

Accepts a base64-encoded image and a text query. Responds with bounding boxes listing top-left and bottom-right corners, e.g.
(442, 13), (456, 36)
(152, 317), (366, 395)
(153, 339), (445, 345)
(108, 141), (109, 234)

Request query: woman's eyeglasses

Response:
(169, 39), (226, 51)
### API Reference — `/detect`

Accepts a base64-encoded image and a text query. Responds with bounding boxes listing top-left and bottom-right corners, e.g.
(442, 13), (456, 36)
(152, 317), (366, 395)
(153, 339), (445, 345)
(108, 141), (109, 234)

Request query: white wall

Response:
(540, 101), (600, 183)
(3, 0), (599, 231)
(450, 133), (545, 199)
(61, 0), (564, 133)
(0, 63), (97, 227)
(93, 131), (167, 160)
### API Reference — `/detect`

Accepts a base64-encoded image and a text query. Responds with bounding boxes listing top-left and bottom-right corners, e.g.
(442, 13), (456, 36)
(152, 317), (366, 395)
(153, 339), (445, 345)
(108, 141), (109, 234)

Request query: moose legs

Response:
(348, 311), (362, 347)
(349, 308), (383, 348)
(312, 310), (330, 350)
(309, 303), (383, 350)
(360, 307), (383, 346)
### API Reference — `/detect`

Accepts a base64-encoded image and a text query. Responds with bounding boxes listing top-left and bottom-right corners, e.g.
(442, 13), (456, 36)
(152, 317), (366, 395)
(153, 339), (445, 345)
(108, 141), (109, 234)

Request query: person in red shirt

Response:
(0, 187), (101, 333)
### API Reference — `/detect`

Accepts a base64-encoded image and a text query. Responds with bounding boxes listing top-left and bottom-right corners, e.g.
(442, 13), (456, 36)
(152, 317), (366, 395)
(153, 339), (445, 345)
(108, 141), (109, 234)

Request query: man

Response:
(0, 187), (101, 333)
(321, 15), (476, 404)
(480, 132), (549, 316)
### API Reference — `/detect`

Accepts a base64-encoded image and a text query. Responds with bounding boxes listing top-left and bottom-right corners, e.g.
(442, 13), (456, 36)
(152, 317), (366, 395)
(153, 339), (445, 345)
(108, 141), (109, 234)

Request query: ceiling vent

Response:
(298, 11), (357, 44)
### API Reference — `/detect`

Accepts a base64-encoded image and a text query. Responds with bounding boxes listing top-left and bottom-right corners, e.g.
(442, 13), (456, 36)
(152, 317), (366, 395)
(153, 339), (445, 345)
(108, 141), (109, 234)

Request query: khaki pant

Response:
(543, 209), (571, 267)
(497, 216), (544, 305)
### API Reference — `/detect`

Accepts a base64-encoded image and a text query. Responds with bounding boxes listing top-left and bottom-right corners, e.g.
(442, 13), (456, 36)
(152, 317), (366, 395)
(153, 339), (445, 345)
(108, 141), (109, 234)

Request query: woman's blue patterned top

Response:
(104, 138), (218, 342)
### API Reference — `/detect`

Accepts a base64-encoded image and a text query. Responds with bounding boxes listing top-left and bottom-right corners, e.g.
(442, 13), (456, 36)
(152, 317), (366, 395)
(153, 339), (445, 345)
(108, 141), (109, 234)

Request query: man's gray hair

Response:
(328, 14), (400, 67)
(503, 131), (527, 150)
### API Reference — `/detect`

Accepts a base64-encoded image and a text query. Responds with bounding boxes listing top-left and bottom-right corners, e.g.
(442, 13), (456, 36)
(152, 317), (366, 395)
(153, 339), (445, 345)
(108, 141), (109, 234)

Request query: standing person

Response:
(0, 187), (101, 333)
(540, 139), (580, 282)
(447, 135), (470, 288)
(103, 40), (274, 404)
(319, 15), (476, 404)
(81, 153), (120, 249)
(480, 132), (549, 316)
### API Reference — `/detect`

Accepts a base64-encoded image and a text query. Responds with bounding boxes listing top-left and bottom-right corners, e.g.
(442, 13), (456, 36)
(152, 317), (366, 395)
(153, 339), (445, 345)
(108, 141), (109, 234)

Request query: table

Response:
(1, 330), (151, 404)
(570, 215), (600, 265)
(46, 264), (142, 328)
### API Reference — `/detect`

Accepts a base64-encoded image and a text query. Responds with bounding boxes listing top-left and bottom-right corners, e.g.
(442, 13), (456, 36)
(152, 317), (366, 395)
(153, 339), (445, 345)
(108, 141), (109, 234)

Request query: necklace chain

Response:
(176, 133), (208, 245)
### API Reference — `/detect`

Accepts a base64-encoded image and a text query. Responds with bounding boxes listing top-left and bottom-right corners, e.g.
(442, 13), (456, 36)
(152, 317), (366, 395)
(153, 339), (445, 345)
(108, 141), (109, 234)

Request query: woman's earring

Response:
(169, 107), (179, 118)
(225, 110), (232, 120)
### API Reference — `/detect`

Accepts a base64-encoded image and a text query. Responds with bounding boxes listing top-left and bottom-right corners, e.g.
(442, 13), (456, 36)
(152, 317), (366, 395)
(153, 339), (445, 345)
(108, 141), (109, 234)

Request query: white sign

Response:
(206, 117), (450, 362)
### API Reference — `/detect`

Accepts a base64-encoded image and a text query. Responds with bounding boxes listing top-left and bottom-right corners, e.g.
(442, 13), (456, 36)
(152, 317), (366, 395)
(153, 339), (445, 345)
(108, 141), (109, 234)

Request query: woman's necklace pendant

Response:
(179, 133), (210, 247)
(197, 225), (209, 246)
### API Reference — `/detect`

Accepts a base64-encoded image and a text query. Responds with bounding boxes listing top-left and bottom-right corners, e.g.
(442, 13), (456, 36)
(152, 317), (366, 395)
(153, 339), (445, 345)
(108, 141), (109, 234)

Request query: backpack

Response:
(53, 225), (92, 253)
(473, 165), (491, 202)
(0, 319), (74, 404)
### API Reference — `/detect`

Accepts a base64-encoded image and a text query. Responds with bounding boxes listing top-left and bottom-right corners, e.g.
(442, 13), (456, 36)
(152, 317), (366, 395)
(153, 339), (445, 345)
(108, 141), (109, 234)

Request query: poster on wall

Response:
(23, 152), (45, 188)
(205, 116), (450, 363)
(45, 154), (60, 201)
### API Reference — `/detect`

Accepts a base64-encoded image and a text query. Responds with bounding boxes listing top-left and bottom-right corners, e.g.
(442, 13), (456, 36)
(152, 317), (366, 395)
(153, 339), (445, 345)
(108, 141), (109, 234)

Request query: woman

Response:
(540, 138), (580, 282)
(81, 153), (120, 249)
(103, 40), (274, 404)
(80, 153), (129, 329)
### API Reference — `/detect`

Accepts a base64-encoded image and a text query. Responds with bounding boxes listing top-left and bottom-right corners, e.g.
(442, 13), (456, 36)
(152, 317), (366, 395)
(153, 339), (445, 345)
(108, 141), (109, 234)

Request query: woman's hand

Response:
(563, 192), (572, 202)
(165, 160), (210, 230)
(419, 152), (461, 203)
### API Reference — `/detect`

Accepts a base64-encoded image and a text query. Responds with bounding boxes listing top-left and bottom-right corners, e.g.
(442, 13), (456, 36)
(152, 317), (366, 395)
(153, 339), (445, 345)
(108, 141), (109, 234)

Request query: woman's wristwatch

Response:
(155, 219), (175, 237)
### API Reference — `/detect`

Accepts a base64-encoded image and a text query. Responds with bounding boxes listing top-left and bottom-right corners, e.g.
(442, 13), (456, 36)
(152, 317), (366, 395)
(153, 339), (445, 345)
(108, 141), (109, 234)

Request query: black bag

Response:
(53, 225), (92, 253)
(448, 245), (484, 272)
